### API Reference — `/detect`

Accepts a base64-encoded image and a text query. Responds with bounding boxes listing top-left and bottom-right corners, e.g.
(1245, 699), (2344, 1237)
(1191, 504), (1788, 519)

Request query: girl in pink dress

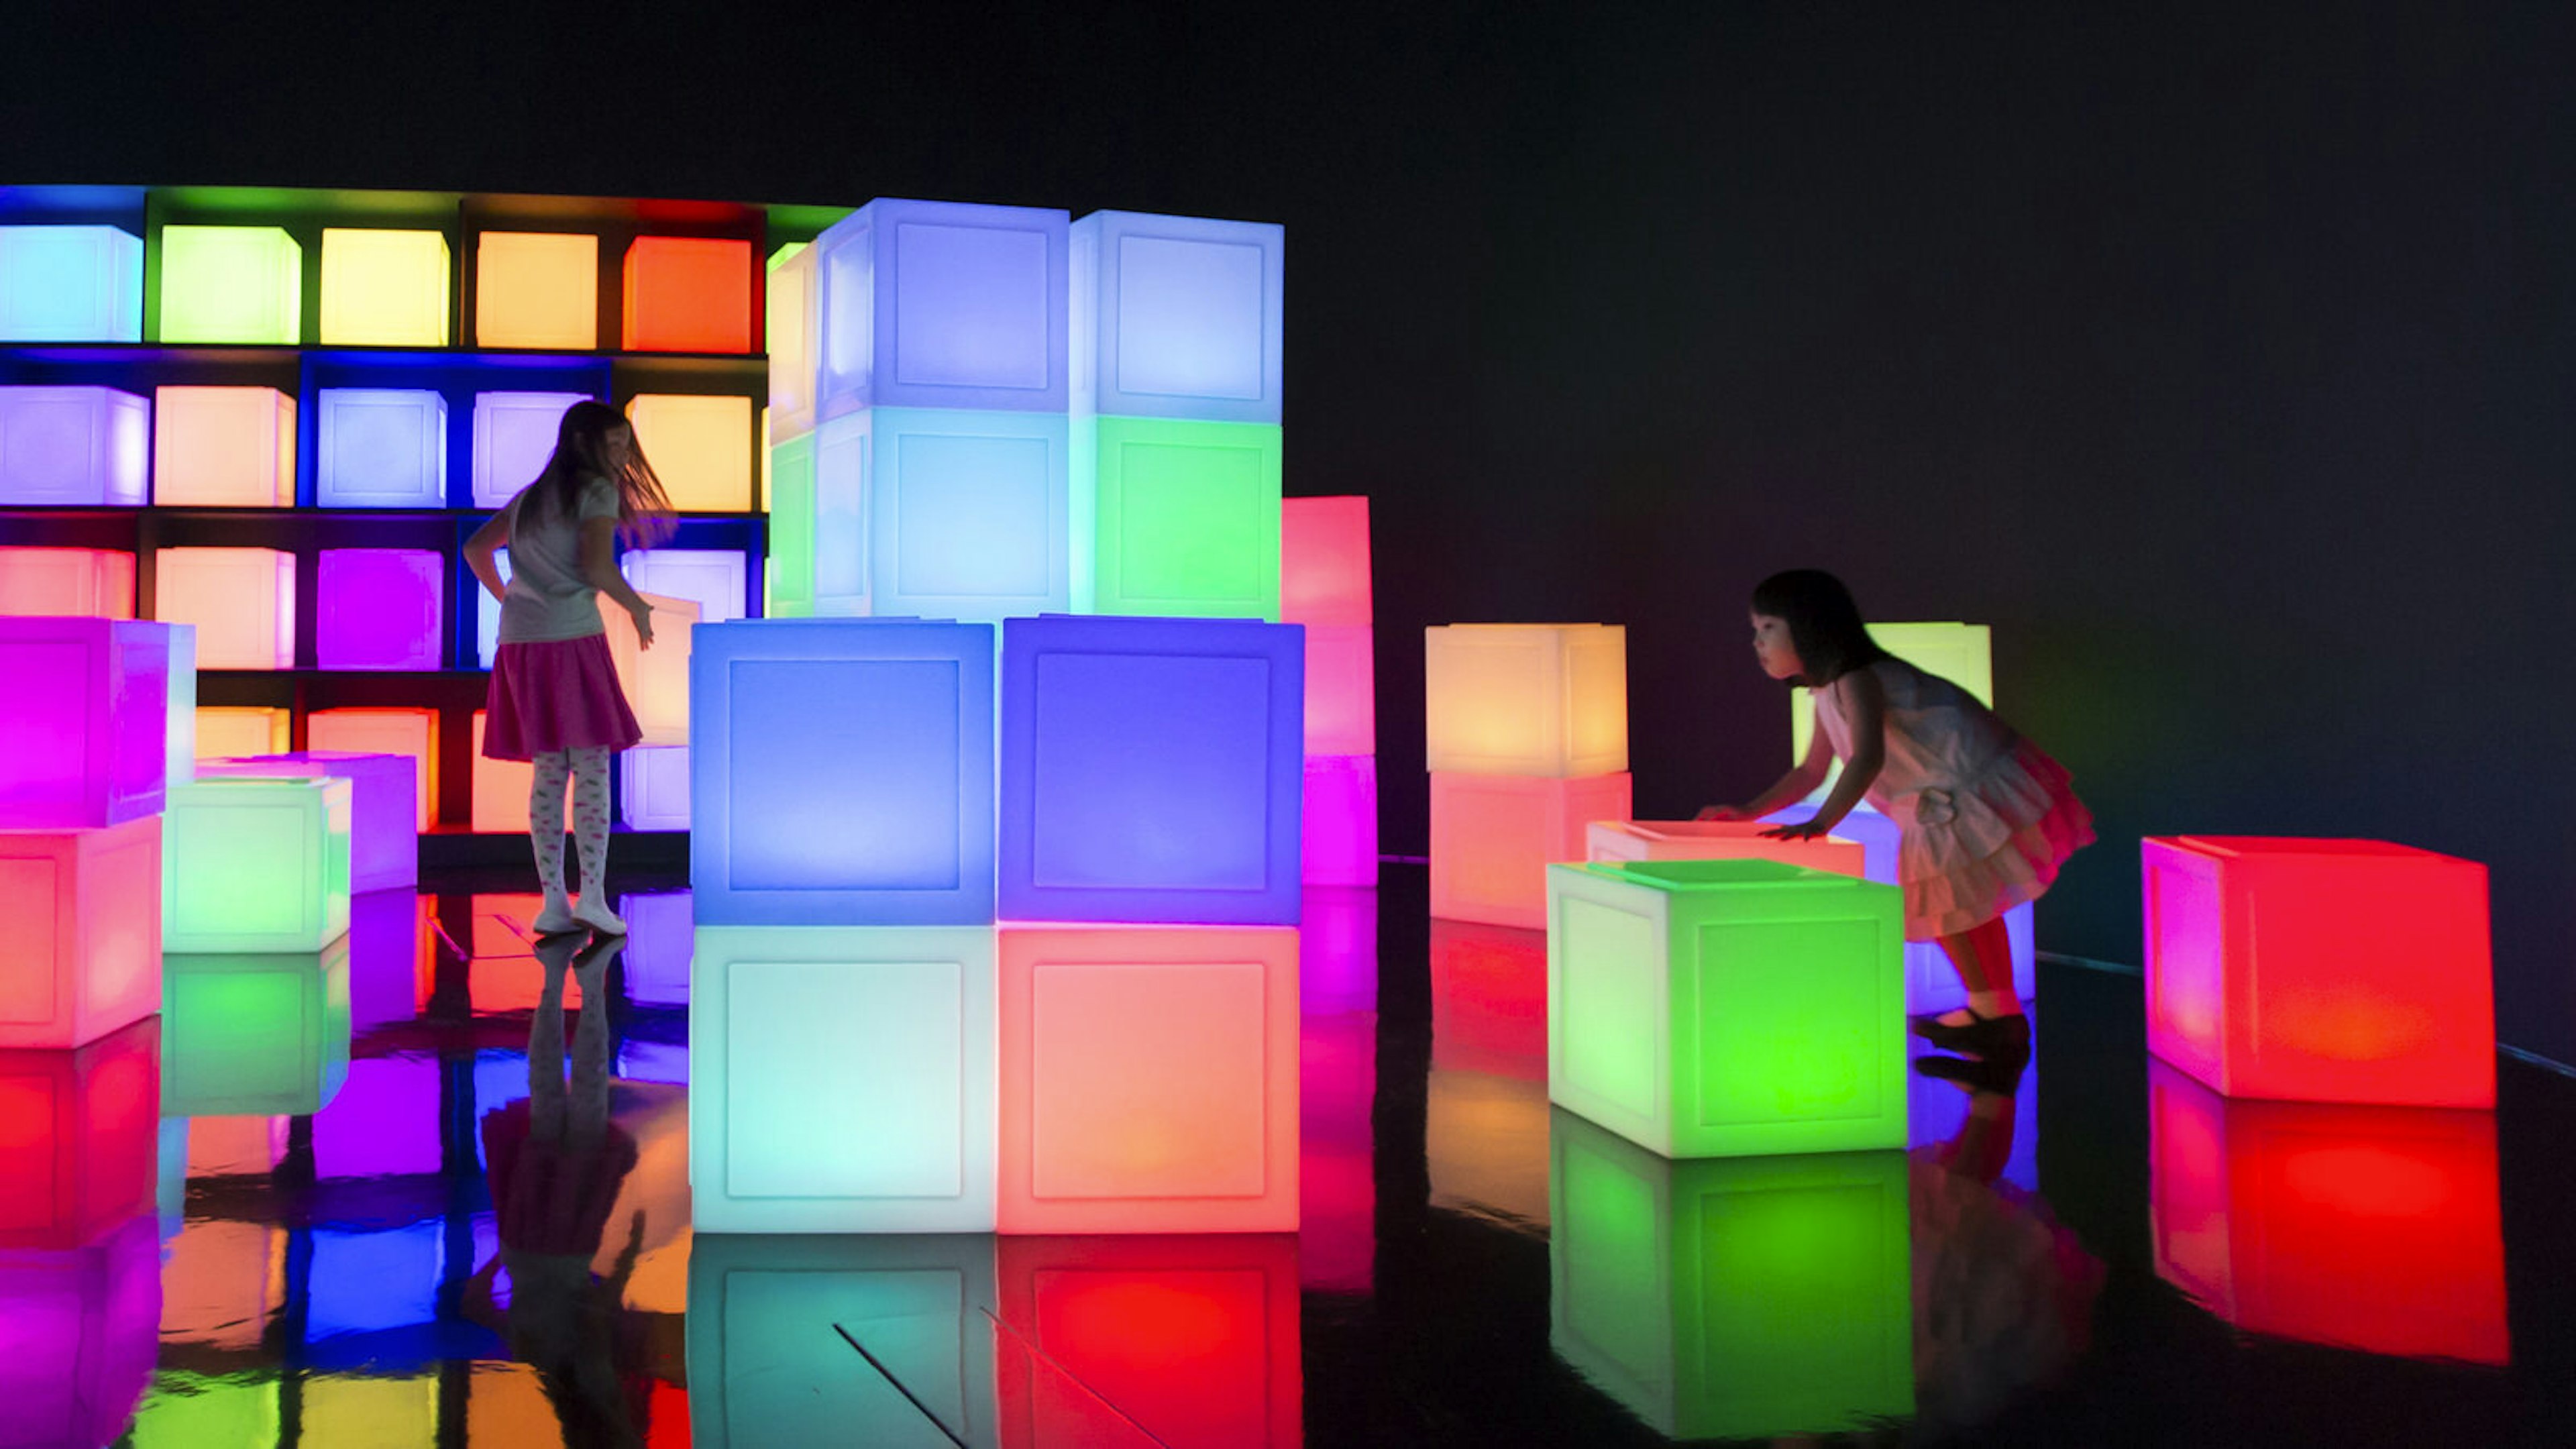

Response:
(1701, 570), (2094, 1055)
(464, 401), (675, 936)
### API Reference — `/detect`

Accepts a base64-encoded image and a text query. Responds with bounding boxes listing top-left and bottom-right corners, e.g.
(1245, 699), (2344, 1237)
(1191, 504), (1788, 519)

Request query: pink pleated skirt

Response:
(482, 635), (641, 761)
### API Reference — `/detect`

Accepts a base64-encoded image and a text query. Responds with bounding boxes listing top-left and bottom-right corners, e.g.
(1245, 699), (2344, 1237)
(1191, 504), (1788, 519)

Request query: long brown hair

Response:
(527, 400), (677, 547)
(1752, 569), (1890, 688)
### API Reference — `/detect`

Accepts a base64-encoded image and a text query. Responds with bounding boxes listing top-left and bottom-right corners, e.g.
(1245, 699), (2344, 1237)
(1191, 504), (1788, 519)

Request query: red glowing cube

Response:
(1279, 496), (1371, 628)
(0, 1017), (159, 1250)
(2147, 1061), (2506, 1363)
(623, 236), (754, 354)
(0, 547), (133, 619)
(0, 816), (160, 1050)
(1428, 770), (1631, 929)
(2143, 837), (2493, 1108)
(998, 926), (1299, 1234)
(0, 617), (170, 830)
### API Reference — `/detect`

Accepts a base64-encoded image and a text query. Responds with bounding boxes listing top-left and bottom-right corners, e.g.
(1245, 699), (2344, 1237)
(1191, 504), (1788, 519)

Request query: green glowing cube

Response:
(767, 433), (815, 617)
(1546, 858), (1904, 1159)
(161, 938), (352, 1116)
(162, 777), (353, 953)
(1075, 415), (1281, 619)
(1550, 1109), (1913, 1440)
(156, 226), (303, 345)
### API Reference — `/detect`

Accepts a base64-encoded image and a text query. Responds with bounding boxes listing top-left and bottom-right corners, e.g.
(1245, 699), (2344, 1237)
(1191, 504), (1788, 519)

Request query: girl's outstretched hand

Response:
(626, 598), (655, 650)
(1760, 816), (1834, 842)
(1695, 804), (1750, 821)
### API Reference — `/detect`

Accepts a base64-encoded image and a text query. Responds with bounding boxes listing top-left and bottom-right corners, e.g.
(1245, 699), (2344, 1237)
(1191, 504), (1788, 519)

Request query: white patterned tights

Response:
(529, 746), (612, 902)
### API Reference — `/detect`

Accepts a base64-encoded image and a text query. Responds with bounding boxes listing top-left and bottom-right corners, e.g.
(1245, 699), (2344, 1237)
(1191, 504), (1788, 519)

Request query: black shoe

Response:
(1914, 1047), (2030, 1095)
(1915, 1008), (2031, 1056)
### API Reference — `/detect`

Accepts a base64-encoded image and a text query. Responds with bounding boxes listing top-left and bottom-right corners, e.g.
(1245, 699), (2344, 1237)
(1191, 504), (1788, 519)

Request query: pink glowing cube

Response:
(1301, 755), (1378, 888)
(1428, 771), (1632, 929)
(0, 1017), (158, 1250)
(0, 1214), (159, 1449)
(1303, 622), (1374, 756)
(197, 753), (417, 894)
(0, 548), (134, 619)
(315, 549), (443, 672)
(0, 616), (170, 829)
(1281, 495), (1371, 628)
(1586, 819), (1868, 878)
(0, 386), (148, 505)
(150, 386), (295, 507)
(0, 817), (160, 1051)
(2143, 837), (2494, 1108)
(306, 708), (439, 832)
(153, 547), (294, 670)
(471, 712), (534, 833)
(998, 926), (1299, 1234)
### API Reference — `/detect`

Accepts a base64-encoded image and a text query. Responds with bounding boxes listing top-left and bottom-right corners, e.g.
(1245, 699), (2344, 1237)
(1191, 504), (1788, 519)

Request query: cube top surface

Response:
(2159, 835), (2476, 866)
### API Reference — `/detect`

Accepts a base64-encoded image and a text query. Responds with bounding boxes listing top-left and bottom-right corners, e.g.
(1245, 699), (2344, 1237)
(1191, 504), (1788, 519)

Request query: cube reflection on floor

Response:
(161, 776), (352, 953)
(1077, 415), (1284, 620)
(1428, 770), (1631, 930)
(0, 1017), (158, 1250)
(346, 888), (432, 1030)
(1301, 1008), (1378, 1293)
(1548, 859), (1906, 1159)
(315, 549), (443, 671)
(473, 231), (598, 351)
(303, 1222), (445, 1342)
(0, 224), (143, 341)
(1301, 753), (1379, 888)
(156, 225), (301, 344)
(1071, 210), (1285, 424)
(690, 926), (997, 1232)
(309, 1055), (443, 1179)
(305, 708), (438, 832)
(0, 385), (150, 505)
(160, 938), (352, 1117)
(196, 752), (418, 894)
(2144, 836), (2495, 1108)
(317, 228), (450, 347)
(0, 816), (161, 1050)
(0, 547), (135, 617)
(150, 386), (295, 507)
(1550, 1109), (1913, 1441)
(315, 388), (447, 508)
(0, 1214), (158, 1449)
(2147, 1061), (2507, 1363)
(816, 197), (1071, 415)
(0, 616), (170, 829)
(470, 390), (590, 507)
(1424, 623), (1628, 778)
(153, 547), (293, 670)
(157, 1218), (284, 1351)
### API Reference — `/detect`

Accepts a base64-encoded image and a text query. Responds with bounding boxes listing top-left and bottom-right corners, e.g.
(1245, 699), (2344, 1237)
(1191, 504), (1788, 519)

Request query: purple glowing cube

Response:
(1072, 211), (1285, 423)
(0, 386), (149, 505)
(197, 752), (419, 894)
(615, 890), (693, 1006)
(816, 198), (1069, 415)
(316, 549), (443, 672)
(0, 617), (171, 828)
(309, 1054), (444, 1179)
(1302, 753), (1379, 888)
(315, 388), (448, 508)
(999, 614), (1305, 924)
(0, 1215), (158, 1449)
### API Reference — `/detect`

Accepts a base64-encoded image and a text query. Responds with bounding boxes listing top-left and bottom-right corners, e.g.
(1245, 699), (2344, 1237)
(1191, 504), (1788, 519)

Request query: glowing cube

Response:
(1791, 621), (1992, 768)
(0, 616), (170, 828)
(0, 1017), (158, 1250)
(689, 924), (998, 1232)
(309, 1376), (434, 1446)
(999, 614), (1304, 926)
(0, 816), (160, 1050)
(1426, 1055), (1552, 1226)
(162, 776), (352, 953)
(1430, 918), (1548, 1082)
(315, 549), (443, 672)
(152, 547), (292, 669)
(2148, 1061), (2506, 1362)
(604, 588), (694, 746)
(306, 708), (438, 831)
(694, 621), (996, 925)
(1546, 858), (1906, 1157)
(1280, 494), (1371, 627)
(686, 1234), (997, 1448)
(622, 547), (747, 624)
(150, 386), (294, 507)
(1550, 1111), (1913, 1440)
(1425, 623), (1627, 777)
(156, 225), (300, 344)
(0, 225), (142, 341)
(0, 547), (133, 617)
(619, 745), (688, 830)
(1764, 803), (2035, 1012)
(994, 1236), (1303, 1446)
(627, 393), (753, 512)
(766, 433), (816, 616)
(196, 706), (287, 760)
(310, 1055), (442, 1179)
(1428, 771), (1631, 929)
(0, 1216), (158, 1449)
(623, 235), (753, 354)
(765, 240), (819, 440)
(835, 407), (1073, 620)
(315, 389), (446, 508)
(1300, 886), (1379, 1014)
(318, 229), (451, 347)
(470, 712), (533, 833)
(997, 925), (1299, 1233)
(196, 753), (417, 893)
(2144, 836), (2494, 1107)
(160, 940), (352, 1116)
(1304, 622), (1373, 755)
(472, 547), (511, 669)
(1071, 209), (1285, 424)
(1588, 818), (1867, 877)
(815, 197), (1070, 415)
(470, 390), (588, 507)
(0, 386), (148, 504)
(158, 625), (196, 784)
(474, 231), (598, 350)
(1302, 753), (1378, 888)
(1077, 416), (1283, 620)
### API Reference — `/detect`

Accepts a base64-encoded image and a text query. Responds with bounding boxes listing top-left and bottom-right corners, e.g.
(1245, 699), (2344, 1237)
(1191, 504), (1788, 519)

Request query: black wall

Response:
(9, 4), (2573, 1059)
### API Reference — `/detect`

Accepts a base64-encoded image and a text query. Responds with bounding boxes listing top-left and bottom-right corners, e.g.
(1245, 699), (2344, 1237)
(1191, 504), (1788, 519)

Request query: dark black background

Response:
(9, 3), (2571, 1059)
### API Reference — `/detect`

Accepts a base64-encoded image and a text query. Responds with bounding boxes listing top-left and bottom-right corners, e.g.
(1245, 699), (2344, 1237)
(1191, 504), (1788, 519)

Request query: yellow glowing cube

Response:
(1424, 624), (1627, 777)
(627, 393), (753, 512)
(318, 229), (451, 347)
(1790, 622), (1992, 765)
(307, 708), (438, 830)
(603, 589), (694, 746)
(473, 231), (598, 350)
(152, 387), (295, 507)
(470, 711), (533, 833)
(195, 707), (289, 760)
(153, 548), (293, 669)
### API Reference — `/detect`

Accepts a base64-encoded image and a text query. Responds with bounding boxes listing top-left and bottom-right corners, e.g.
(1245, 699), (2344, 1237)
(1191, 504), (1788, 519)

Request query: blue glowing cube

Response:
(160, 939), (352, 1117)
(620, 745), (689, 830)
(999, 614), (1304, 924)
(690, 619), (995, 925)
(0, 225), (143, 341)
(1073, 415), (1283, 620)
(815, 197), (1069, 415)
(0, 386), (150, 506)
(810, 413), (869, 616)
(843, 407), (1071, 621)
(1072, 211), (1283, 423)
(470, 390), (588, 508)
(314, 389), (447, 509)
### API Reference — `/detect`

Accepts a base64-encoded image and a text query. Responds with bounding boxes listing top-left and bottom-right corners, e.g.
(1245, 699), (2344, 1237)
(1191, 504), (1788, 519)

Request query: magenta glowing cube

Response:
(0, 617), (171, 829)
(472, 391), (590, 507)
(0, 1215), (159, 1449)
(197, 753), (418, 894)
(1302, 754), (1379, 888)
(0, 386), (149, 506)
(316, 549), (443, 672)
(315, 389), (447, 509)
(1299, 885), (1379, 1016)
(0, 816), (161, 1051)
(816, 197), (1071, 415)
(620, 745), (688, 830)
(1071, 210), (1285, 424)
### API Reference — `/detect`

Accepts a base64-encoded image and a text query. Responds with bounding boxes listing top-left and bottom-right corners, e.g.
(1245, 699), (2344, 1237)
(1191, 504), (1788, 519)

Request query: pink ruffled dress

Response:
(1812, 657), (2095, 941)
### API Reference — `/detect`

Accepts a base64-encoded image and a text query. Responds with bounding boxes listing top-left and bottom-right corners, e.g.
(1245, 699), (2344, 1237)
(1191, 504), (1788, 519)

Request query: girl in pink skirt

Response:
(1700, 570), (2095, 1056)
(464, 401), (674, 936)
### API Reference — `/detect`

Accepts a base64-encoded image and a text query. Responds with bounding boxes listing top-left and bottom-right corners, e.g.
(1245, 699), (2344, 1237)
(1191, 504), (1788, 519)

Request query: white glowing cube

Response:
(1425, 624), (1628, 777)
(604, 589), (694, 747)
(152, 547), (294, 669)
(1071, 209), (1284, 423)
(0, 225), (143, 341)
(690, 924), (999, 1232)
(161, 776), (353, 953)
(815, 197), (1070, 415)
(314, 389), (447, 508)
(765, 240), (820, 441)
(0, 386), (149, 505)
(620, 547), (747, 625)
(825, 407), (1071, 621)
(619, 746), (688, 830)
(0, 547), (134, 618)
(151, 386), (295, 508)
(470, 391), (589, 508)
(0, 816), (162, 1051)
(158, 625), (197, 784)
(160, 940), (352, 1116)
(626, 393), (753, 513)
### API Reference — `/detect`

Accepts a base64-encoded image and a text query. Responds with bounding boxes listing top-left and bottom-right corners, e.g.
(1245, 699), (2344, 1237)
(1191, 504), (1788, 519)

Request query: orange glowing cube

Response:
(1428, 770), (1632, 929)
(2148, 1061), (2506, 1363)
(998, 926), (1299, 1234)
(1280, 495), (1371, 628)
(195, 707), (289, 760)
(1303, 623), (1373, 756)
(765, 241), (818, 440)
(0, 1016), (158, 1249)
(306, 708), (438, 831)
(1585, 819), (1868, 879)
(0, 548), (133, 618)
(0, 816), (161, 1050)
(151, 386), (295, 507)
(603, 589), (695, 747)
(152, 547), (294, 669)
(626, 393), (753, 512)
(470, 712), (534, 833)
(623, 236), (753, 354)
(2143, 837), (2493, 1108)
(474, 231), (599, 350)
(1424, 624), (1626, 777)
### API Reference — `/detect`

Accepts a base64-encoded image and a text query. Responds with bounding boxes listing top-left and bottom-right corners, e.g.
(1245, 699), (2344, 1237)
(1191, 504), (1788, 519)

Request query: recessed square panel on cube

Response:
(474, 231), (598, 350)
(160, 940), (352, 1117)
(1302, 753), (1378, 889)
(815, 197), (1069, 415)
(0, 386), (149, 505)
(315, 549), (443, 672)
(196, 752), (417, 894)
(857, 407), (1071, 621)
(1000, 614), (1305, 925)
(470, 391), (589, 508)
(1077, 415), (1283, 621)
(626, 393), (753, 512)
(154, 547), (293, 669)
(318, 229), (451, 347)
(306, 708), (437, 832)
(0, 1017), (159, 1250)
(152, 386), (294, 507)
(623, 235), (753, 354)
(0, 225), (143, 341)
(0, 547), (135, 618)
(0, 816), (161, 1050)
(1425, 623), (1627, 777)
(156, 225), (301, 344)
(0, 616), (171, 829)
(315, 389), (446, 508)
(162, 776), (352, 953)
(1072, 209), (1284, 423)
(1281, 494), (1371, 628)
(1428, 770), (1631, 929)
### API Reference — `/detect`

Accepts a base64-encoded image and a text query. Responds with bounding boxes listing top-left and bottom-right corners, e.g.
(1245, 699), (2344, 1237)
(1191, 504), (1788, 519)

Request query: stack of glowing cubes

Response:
(194, 752), (417, 894)
(1284, 496), (1376, 885)
(1424, 623), (1631, 928)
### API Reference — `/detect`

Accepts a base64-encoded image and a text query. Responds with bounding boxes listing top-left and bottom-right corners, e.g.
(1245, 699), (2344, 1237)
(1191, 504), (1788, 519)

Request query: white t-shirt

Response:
(496, 476), (619, 643)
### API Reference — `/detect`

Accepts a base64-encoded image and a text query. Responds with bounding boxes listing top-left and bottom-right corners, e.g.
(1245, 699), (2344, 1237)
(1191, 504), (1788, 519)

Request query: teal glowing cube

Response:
(160, 939), (352, 1116)
(843, 407), (1071, 621)
(0, 225), (143, 341)
(1546, 859), (1904, 1159)
(810, 413), (869, 615)
(1075, 416), (1282, 619)
(1550, 1109), (1913, 1440)
(767, 433), (816, 616)
(161, 777), (353, 953)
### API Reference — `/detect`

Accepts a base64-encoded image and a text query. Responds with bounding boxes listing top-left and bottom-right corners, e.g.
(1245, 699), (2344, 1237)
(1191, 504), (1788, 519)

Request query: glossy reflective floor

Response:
(17, 865), (2576, 1446)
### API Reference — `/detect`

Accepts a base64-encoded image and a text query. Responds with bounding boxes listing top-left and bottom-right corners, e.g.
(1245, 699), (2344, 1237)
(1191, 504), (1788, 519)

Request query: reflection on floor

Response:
(8, 866), (2575, 1446)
